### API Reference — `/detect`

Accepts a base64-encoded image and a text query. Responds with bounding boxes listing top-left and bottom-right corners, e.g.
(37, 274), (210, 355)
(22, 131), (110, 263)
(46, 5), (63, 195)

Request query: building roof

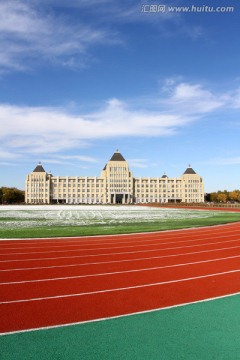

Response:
(33, 162), (46, 173)
(183, 166), (196, 175)
(110, 150), (126, 161)
(161, 173), (168, 178)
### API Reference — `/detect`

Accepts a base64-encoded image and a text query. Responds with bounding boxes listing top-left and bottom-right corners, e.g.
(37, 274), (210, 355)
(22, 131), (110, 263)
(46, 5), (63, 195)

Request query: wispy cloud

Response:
(0, 0), (115, 72)
(0, 150), (22, 159)
(206, 157), (240, 166)
(55, 155), (98, 163)
(0, 0), (205, 73)
(230, 88), (240, 109)
(40, 158), (95, 169)
(128, 159), (148, 168)
(0, 99), (186, 157)
(63, 0), (203, 40)
(1, 80), (238, 162)
(161, 79), (225, 114)
(0, 162), (18, 166)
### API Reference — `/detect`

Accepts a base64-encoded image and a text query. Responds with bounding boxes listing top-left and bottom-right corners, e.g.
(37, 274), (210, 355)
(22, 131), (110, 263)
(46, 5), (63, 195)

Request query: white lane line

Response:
(1, 254), (240, 285)
(1, 245), (240, 270)
(1, 232), (240, 256)
(1, 237), (240, 263)
(2, 245), (240, 273)
(1, 291), (240, 336)
(1, 269), (240, 304)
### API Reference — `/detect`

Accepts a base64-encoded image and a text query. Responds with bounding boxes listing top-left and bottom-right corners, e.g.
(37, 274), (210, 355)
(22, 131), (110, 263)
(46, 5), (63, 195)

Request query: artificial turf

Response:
(0, 212), (240, 238)
(1, 294), (240, 360)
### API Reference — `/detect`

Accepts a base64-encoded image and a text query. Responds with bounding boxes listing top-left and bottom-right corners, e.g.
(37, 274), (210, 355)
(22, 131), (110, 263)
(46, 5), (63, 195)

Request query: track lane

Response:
(1, 237), (240, 269)
(1, 270), (240, 333)
(1, 230), (240, 257)
(2, 243), (240, 272)
(1, 247), (240, 283)
(1, 256), (240, 302)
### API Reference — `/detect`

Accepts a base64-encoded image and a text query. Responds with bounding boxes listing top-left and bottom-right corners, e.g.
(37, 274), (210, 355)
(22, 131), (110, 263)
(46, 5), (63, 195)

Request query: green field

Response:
(1, 294), (240, 360)
(0, 205), (240, 238)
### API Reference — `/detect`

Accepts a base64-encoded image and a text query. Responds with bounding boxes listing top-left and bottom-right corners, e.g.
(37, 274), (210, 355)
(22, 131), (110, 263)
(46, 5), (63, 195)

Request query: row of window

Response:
(53, 190), (103, 194)
(109, 179), (130, 182)
(187, 180), (200, 183)
(53, 184), (105, 188)
(54, 178), (90, 181)
(109, 167), (128, 172)
(135, 184), (181, 188)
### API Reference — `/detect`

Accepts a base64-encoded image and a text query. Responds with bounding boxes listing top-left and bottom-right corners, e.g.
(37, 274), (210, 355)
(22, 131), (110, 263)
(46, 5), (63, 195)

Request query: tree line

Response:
(0, 187), (25, 204)
(206, 190), (240, 203)
(0, 186), (240, 205)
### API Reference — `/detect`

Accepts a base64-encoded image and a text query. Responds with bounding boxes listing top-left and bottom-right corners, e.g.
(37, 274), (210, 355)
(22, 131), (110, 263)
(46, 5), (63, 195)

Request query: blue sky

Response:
(0, 0), (240, 192)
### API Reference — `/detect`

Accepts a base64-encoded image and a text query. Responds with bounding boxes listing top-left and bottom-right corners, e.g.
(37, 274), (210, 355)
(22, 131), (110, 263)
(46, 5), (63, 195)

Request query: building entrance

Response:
(116, 194), (123, 204)
(110, 193), (129, 204)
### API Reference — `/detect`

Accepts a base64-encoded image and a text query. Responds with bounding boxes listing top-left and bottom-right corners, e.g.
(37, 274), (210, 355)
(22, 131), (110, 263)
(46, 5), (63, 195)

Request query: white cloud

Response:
(128, 159), (148, 168)
(0, 96), (189, 159)
(163, 83), (226, 114)
(39, 158), (95, 169)
(0, 0), (113, 71)
(0, 100), (186, 155)
(206, 157), (240, 166)
(0, 150), (21, 159)
(0, 0), (205, 73)
(55, 155), (98, 163)
(162, 82), (225, 114)
(1, 80), (239, 162)
(231, 88), (240, 109)
(0, 162), (18, 166)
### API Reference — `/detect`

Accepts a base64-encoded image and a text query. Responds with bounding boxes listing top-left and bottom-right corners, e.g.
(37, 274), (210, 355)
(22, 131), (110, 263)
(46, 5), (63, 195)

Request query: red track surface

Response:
(1, 223), (240, 334)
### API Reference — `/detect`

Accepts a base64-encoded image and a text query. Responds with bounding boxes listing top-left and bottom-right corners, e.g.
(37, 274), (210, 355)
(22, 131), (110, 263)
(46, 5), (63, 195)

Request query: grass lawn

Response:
(0, 209), (240, 238)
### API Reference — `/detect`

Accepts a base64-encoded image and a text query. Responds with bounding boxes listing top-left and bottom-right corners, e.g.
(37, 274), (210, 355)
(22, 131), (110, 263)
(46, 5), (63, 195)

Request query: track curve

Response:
(1, 222), (240, 334)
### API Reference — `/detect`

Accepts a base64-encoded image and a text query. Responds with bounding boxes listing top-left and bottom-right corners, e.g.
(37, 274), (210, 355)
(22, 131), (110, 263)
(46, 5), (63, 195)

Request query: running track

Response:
(1, 222), (240, 335)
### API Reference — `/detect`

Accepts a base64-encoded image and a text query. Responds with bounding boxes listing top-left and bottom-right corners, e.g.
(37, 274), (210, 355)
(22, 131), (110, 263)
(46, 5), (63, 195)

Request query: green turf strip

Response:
(1, 294), (240, 360)
(0, 213), (240, 238)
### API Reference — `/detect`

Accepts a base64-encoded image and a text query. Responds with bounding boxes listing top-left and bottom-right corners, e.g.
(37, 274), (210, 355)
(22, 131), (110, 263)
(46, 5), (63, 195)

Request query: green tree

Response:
(0, 187), (25, 204)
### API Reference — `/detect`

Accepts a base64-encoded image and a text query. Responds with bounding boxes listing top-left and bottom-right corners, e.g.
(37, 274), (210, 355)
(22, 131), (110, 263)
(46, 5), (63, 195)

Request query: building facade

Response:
(25, 150), (204, 204)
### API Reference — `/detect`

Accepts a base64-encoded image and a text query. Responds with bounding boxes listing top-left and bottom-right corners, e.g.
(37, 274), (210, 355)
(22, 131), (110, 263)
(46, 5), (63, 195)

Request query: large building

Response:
(25, 150), (204, 204)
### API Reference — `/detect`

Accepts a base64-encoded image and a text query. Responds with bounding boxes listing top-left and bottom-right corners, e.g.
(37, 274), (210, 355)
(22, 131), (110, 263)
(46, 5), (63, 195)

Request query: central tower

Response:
(101, 150), (134, 204)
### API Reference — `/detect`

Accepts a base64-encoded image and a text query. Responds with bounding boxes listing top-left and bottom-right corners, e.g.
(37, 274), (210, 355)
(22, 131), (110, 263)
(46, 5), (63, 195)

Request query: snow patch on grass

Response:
(0, 205), (218, 230)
